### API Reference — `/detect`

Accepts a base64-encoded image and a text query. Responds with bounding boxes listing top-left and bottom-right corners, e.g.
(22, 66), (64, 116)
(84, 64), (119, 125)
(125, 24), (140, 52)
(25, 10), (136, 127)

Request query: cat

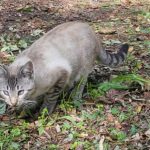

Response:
(0, 21), (129, 115)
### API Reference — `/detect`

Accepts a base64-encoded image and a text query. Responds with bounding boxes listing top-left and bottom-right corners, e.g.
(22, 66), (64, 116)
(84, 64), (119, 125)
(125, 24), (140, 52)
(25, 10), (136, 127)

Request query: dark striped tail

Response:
(100, 44), (129, 67)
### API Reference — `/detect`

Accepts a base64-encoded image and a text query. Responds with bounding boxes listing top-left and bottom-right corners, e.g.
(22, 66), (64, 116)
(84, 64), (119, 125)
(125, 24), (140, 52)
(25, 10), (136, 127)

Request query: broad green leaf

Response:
(98, 82), (128, 92)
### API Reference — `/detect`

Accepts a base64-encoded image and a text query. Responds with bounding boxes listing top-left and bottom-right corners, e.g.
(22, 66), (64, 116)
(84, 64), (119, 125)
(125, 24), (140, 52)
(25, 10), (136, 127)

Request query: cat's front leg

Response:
(40, 69), (69, 114)
(40, 88), (60, 114)
(17, 96), (43, 118)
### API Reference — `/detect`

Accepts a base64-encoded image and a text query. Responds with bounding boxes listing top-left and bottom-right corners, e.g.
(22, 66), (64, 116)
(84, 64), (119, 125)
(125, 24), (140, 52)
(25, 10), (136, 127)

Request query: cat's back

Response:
(21, 21), (96, 62)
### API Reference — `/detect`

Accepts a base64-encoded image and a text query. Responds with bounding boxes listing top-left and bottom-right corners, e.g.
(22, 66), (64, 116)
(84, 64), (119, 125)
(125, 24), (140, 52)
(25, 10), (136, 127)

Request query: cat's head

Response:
(0, 61), (35, 107)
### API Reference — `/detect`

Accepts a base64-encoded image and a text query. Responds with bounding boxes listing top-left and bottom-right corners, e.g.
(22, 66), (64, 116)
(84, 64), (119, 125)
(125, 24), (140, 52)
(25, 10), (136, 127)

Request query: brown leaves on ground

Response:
(0, 51), (11, 63)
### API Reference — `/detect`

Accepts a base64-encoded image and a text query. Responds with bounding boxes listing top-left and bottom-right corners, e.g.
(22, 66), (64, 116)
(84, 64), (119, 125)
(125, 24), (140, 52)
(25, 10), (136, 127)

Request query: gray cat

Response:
(0, 22), (129, 115)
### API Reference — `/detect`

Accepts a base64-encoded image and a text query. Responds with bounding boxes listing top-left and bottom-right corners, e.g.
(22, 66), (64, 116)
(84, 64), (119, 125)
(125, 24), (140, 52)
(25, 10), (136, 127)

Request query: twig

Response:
(96, 97), (113, 104)
(27, 141), (30, 150)
(130, 95), (150, 103)
(99, 135), (105, 150)
(44, 130), (51, 140)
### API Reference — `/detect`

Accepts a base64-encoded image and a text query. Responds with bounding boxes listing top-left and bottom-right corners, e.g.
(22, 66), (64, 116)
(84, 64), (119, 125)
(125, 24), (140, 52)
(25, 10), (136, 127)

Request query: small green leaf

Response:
(18, 39), (28, 48)
(11, 128), (21, 137)
(17, 6), (34, 12)
(111, 107), (120, 115)
(31, 29), (44, 36)
(0, 101), (6, 115)
(62, 122), (72, 130)
(119, 112), (128, 122)
(130, 125), (137, 135)
(38, 126), (45, 135)
(110, 129), (126, 141)
(60, 116), (76, 125)
(1, 45), (10, 52)
(11, 142), (20, 149)
(117, 131), (126, 141)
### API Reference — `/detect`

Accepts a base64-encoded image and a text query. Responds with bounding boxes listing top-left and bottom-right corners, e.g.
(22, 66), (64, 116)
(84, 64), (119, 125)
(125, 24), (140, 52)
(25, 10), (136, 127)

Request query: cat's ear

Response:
(0, 65), (8, 80)
(19, 61), (34, 79)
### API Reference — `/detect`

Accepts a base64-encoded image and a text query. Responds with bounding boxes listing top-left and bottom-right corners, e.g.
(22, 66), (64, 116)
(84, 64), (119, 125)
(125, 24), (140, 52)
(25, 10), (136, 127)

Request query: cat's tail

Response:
(99, 44), (129, 67)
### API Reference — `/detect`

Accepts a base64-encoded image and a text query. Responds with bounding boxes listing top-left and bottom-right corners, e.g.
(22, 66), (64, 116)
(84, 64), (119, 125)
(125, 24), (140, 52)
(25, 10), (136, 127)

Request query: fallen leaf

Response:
(98, 28), (116, 34)
(115, 120), (122, 129)
(121, 0), (131, 5)
(78, 133), (88, 138)
(136, 105), (143, 113)
(135, 27), (140, 32)
(144, 80), (150, 91)
(144, 92), (150, 99)
(0, 51), (11, 63)
(55, 124), (61, 133)
(131, 133), (141, 141)
(70, 115), (83, 122)
(0, 115), (9, 121)
(128, 46), (134, 52)
(145, 129), (150, 137)
(107, 113), (115, 122)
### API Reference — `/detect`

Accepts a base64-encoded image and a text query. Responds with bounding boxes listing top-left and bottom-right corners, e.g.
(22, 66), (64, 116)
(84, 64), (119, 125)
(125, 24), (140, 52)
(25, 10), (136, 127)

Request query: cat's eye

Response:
(18, 90), (24, 95)
(3, 91), (9, 96)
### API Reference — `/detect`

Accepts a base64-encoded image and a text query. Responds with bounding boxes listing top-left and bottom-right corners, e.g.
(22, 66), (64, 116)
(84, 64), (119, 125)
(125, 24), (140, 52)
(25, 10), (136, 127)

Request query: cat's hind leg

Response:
(71, 76), (87, 104)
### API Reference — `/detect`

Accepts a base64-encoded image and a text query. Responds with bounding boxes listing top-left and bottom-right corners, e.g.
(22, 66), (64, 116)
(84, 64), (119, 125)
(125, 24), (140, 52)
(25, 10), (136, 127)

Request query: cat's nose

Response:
(10, 98), (18, 106)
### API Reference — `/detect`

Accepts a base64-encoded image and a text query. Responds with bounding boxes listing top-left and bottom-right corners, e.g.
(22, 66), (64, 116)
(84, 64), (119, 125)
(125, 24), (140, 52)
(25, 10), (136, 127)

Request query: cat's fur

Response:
(0, 22), (129, 114)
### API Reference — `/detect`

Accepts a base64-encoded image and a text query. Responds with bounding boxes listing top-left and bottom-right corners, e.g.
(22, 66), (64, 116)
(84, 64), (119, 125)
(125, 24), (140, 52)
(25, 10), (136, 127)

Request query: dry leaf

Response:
(115, 120), (122, 129)
(136, 105), (143, 113)
(145, 129), (150, 137)
(78, 133), (88, 138)
(128, 46), (134, 52)
(135, 27), (140, 32)
(131, 133), (141, 141)
(107, 113), (114, 122)
(121, 0), (131, 5)
(0, 51), (11, 63)
(144, 81), (150, 91)
(55, 124), (61, 133)
(70, 115), (83, 122)
(98, 28), (116, 34)
(144, 92), (150, 99)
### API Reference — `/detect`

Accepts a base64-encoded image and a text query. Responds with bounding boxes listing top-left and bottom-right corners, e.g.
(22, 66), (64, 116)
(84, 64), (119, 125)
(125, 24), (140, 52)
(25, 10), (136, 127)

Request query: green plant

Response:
(37, 108), (49, 135)
(110, 129), (127, 141)
(0, 125), (29, 150)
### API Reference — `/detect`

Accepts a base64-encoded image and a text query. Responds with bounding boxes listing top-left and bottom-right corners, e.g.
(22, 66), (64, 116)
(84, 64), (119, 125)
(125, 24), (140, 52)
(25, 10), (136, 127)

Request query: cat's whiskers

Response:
(0, 98), (5, 101)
